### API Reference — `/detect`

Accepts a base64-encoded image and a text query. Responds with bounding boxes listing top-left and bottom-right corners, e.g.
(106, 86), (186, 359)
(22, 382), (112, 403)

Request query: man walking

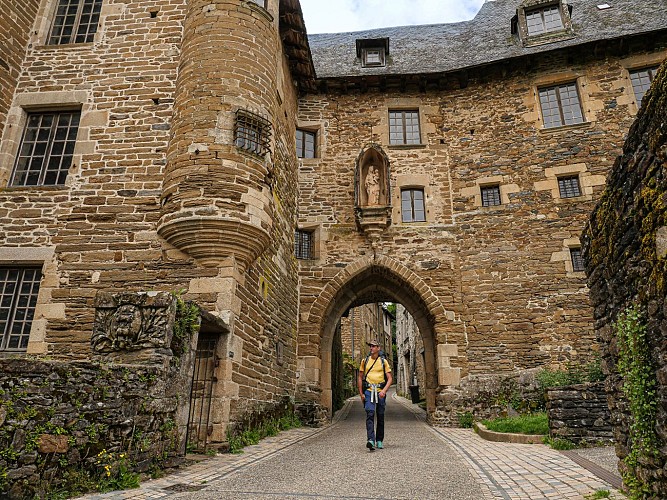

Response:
(358, 339), (393, 451)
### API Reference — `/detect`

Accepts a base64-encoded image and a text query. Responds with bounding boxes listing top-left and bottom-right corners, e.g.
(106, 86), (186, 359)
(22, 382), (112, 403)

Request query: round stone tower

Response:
(158, 0), (279, 271)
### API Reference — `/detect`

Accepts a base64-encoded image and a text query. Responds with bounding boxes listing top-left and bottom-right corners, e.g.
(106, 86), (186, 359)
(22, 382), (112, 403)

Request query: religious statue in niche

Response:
(365, 165), (381, 206)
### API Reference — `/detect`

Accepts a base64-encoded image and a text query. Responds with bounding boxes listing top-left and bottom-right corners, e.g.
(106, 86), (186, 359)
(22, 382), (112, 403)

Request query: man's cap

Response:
(367, 339), (380, 346)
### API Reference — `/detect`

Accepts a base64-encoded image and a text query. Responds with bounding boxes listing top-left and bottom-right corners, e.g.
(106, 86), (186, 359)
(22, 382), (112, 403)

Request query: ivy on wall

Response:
(615, 304), (658, 499)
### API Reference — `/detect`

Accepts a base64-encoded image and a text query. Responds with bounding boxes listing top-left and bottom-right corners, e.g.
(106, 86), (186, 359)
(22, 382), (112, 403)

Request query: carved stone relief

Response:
(92, 291), (176, 354)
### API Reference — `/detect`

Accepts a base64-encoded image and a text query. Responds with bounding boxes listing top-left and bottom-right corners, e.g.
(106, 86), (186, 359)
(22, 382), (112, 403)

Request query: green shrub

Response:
(482, 412), (548, 435)
(458, 411), (474, 428)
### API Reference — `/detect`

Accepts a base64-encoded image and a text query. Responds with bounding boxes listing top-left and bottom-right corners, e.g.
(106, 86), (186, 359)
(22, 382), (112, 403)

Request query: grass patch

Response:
(543, 436), (577, 450)
(482, 412), (548, 435)
(227, 412), (302, 454)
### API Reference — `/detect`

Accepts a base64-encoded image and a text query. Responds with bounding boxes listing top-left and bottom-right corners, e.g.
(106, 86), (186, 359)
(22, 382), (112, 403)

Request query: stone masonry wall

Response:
(546, 382), (613, 444)
(0, 359), (183, 499)
(0, 0), (39, 142)
(0, 0), (302, 440)
(582, 62), (667, 495)
(297, 40), (667, 391)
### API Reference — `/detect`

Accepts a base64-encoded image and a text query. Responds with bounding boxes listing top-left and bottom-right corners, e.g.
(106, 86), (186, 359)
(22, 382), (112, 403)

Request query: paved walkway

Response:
(83, 392), (624, 500)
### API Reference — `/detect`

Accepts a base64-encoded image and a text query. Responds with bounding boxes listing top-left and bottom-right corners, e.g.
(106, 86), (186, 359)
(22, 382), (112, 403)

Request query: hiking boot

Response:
(376, 441), (383, 449)
(366, 440), (375, 451)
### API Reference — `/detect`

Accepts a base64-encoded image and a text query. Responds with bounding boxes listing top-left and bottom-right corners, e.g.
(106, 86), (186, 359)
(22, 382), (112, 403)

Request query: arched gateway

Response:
(296, 254), (465, 421)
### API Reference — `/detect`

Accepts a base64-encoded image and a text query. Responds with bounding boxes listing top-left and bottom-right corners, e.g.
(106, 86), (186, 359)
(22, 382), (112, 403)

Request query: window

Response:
(538, 82), (584, 128)
(630, 67), (659, 108)
(48, 0), (103, 45)
(389, 110), (420, 145)
(296, 129), (316, 159)
(295, 230), (313, 260)
(235, 110), (271, 156)
(249, 0), (267, 7)
(0, 267), (41, 352)
(558, 175), (581, 198)
(401, 189), (425, 222)
(570, 248), (584, 272)
(362, 48), (385, 68)
(525, 5), (563, 36)
(481, 185), (501, 207)
(10, 111), (80, 187)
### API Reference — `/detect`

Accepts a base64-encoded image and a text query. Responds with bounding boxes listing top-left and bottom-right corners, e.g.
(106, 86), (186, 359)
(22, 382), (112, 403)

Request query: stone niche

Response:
(354, 144), (392, 244)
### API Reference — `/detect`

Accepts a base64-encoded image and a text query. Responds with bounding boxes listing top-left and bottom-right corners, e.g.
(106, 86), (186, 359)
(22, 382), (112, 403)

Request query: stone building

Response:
(339, 303), (392, 364)
(0, 0), (665, 452)
(395, 304), (426, 400)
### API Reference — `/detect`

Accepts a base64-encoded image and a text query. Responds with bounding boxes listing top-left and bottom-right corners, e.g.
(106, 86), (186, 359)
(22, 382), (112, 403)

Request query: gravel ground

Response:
(175, 391), (484, 500)
(573, 446), (621, 478)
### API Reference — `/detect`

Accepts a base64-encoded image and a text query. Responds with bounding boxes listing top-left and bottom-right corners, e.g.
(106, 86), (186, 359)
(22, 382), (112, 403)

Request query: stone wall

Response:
(546, 382), (613, 444)
(432, 369), (543, 426)
(0, 0), (39, 142)
(0, 359), (183, 499)
(582, 62), (667, 494)
(296, 36), (667, 418)
(0, 0), (303, 441)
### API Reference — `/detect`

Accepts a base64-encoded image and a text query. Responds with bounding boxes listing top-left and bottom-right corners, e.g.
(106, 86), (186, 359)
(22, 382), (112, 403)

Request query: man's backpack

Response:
(362, 352), (387, 390)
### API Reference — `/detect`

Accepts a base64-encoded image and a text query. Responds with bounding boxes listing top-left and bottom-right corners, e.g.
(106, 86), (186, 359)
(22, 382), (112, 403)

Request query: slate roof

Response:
(308, 0), (667, 79)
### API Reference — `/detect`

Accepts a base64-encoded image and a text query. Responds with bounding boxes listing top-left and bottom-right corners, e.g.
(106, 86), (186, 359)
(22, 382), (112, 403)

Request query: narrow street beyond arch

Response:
(84, 393), (623, 500)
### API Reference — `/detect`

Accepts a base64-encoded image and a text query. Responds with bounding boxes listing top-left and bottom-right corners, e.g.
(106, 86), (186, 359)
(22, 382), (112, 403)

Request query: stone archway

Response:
(298, 255), (462, 420)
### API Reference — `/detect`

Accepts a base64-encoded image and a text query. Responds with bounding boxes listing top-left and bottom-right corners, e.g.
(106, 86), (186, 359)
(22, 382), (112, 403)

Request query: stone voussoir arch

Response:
(299, 254), (460, 418)
(306, 254), (448, 330)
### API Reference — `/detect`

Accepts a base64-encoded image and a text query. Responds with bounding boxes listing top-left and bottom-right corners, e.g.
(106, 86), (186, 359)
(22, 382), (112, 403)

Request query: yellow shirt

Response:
(360, 355), (391, 385)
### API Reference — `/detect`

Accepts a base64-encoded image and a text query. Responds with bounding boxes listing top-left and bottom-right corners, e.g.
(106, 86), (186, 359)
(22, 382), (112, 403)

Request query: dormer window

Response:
(525, 5), (563, 35)
(356, 37), (389, 68)
(363, 48), (385, 67)
(515, 1), (573, 46)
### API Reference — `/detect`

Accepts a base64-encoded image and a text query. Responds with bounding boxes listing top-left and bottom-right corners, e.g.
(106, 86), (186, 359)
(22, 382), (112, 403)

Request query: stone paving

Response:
(82, 391), (624, 499)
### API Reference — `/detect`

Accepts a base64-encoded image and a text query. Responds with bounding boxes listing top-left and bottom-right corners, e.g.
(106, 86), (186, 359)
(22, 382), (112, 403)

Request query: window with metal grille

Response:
(481, 185), (501, 207)
(296, 129), (316, 159)
(48, 0), (103, 45)
(295, 230), (314, 260)
(235, 110), (271, 156)
(525, 5), (563, 36)
(630, 67), (659, 108)
(389, 110), (421, 145)
(558, 175), (581, 198)
(0, 267), (41, 352)
(538, 82), (584, 128)
(362, 48), (385, 68)
(570, 248), (584, 272)
(10, 111), (80, 187)
(401, 188), (426, 222)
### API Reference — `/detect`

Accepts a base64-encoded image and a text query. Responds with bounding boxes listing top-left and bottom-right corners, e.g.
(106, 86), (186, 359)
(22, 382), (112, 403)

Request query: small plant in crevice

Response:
(615, 304), (658, 499)
(95, 449), (140, 492)
(171, 290), (201, 360)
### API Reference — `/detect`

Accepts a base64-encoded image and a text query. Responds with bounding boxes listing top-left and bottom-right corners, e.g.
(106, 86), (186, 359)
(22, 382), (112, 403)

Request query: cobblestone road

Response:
(84, 391), (623, 499)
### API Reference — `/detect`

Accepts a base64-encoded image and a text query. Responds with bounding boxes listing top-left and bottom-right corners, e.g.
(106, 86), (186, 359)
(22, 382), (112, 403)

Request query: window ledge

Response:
(1, 184), (68, 192)
(388, 144), (427, 150)
(523, 31), (575, 48)
(554, 194), (593, 203)
(33, 42), (94, 51)
(538, 121), (594, 135)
